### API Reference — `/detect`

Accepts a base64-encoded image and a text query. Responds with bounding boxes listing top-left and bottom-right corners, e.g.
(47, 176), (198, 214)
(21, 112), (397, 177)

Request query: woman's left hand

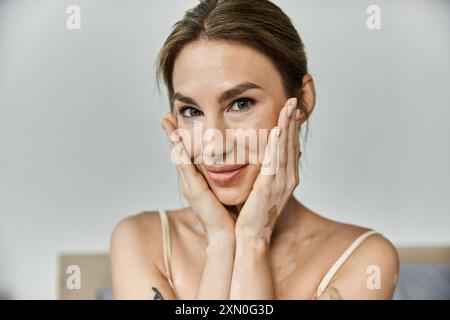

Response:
(235, 97), (302, 246)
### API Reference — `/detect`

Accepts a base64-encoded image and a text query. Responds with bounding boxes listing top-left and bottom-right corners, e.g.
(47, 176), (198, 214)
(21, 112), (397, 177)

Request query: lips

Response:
(202, 163), (249, 185)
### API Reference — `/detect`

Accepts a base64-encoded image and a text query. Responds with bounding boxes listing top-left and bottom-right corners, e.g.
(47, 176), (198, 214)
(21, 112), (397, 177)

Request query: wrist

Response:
(236, 224), (272, 242)
(235, 228), (271, 254)
(205, 238), (236, 258)
(206, 230), (236, 248)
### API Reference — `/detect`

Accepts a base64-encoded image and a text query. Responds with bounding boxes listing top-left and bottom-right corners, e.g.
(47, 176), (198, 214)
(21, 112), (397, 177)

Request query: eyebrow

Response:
(172, 81), (263, 106)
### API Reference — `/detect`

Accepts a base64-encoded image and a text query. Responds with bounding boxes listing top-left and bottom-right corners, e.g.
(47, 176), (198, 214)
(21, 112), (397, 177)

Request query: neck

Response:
(274, 195), (302, 232)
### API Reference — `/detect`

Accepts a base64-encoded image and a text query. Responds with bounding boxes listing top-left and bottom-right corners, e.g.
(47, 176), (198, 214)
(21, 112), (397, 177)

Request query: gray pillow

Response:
(393, 264), (450, 300)
(96, 286), (114, 300)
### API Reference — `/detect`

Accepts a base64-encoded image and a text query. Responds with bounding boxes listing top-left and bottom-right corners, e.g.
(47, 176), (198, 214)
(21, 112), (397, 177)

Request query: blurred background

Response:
(0, 0), (449, 299)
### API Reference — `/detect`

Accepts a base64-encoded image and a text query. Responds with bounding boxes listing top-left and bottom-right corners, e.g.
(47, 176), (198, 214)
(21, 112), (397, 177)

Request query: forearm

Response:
(229, 234), (275, 299)
(195, 236), (235, 299)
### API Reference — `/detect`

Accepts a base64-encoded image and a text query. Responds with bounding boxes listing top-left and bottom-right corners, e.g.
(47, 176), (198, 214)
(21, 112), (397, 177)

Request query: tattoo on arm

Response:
(152, 287), (164, 300)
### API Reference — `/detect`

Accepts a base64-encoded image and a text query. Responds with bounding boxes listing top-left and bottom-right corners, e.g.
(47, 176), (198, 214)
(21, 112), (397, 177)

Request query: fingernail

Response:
(295, 109), (301, 120)
(289, 97), (297, 108)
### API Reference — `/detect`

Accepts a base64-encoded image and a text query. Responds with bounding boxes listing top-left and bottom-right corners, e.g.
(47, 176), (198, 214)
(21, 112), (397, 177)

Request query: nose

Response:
(204, 112), (226, 133)
(202, 112), (230, 163)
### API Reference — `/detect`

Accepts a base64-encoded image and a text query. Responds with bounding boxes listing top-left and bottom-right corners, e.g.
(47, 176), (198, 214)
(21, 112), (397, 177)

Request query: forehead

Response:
(172, 39), (284, 95)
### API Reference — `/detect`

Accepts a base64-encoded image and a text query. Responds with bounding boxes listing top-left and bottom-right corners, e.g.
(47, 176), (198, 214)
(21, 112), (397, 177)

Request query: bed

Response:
(58, 246), (450, 300)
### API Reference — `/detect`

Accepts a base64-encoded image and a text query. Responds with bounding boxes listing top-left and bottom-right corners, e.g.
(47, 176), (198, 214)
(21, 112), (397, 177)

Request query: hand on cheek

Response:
(235, 97), (302, 245)
(160, 112), (236, 242)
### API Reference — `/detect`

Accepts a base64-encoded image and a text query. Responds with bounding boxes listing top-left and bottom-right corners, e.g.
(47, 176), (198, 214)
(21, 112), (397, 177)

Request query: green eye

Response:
(178, 107), (203, 118)
(177, 97), (256, 118)
(229, 97), (256, 112)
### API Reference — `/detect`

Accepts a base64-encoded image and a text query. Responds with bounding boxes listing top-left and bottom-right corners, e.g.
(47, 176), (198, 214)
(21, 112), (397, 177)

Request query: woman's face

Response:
(172, 39), (288, 206)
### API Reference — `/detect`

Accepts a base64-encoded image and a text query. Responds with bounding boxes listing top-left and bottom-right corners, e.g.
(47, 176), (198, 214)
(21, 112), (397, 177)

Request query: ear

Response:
(297, 73), (316, 123)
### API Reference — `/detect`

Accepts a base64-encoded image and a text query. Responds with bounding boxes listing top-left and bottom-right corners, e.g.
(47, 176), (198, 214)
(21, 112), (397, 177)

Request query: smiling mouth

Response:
(202, 164), (249, 185)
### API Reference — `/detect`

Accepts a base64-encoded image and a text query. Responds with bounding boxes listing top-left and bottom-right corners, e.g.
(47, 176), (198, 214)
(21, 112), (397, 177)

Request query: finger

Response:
(164, 111), (178, 132)
(294, 108), (302, 183)
(160, 115), (199, 185)
(160, 116), (189, 181)
(160, 116), (184, 159)
(294, 140), (300, 182)
(277, 97), (297, 168)
(260, 126), (280, 178)
(164, 112), (200, 168)
(287, 100), (298, 177)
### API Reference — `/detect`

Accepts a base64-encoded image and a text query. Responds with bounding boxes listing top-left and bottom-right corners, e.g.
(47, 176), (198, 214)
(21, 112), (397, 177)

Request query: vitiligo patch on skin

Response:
(274, 255), (296, 283)
(301, 237), (312, 247)
(329, 286), (343, 300)
(278, 225), (314, 248)
(258, 205), (279, 244)
(271, 241), (297, 284)
(243, 205), (279, 248)
(246, 227), (272, 249)
(265, 205), (278, 229)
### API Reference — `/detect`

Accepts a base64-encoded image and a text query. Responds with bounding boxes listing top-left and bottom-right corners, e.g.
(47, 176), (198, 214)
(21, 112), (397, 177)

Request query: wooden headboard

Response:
(59, 253), (111, 300)
(58, 246), (450, 299)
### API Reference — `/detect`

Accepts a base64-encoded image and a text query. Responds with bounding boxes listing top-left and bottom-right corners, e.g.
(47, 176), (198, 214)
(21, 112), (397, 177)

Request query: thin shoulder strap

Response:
(314, 230), (380, 299)
(158, 209), (176, 295)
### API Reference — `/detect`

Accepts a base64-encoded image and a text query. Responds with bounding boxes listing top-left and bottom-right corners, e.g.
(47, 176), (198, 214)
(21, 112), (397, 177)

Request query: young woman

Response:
(110, 0), (399, 300)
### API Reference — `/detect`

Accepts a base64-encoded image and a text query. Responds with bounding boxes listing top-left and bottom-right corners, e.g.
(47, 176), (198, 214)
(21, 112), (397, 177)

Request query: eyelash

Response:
(177, 97), (256, 118)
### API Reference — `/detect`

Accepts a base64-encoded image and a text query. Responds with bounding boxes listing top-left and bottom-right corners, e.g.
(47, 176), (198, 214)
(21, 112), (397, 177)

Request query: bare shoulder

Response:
(109, 207), (195, 257)
(110, 211), (160, 250)
(109, 210), (164, 278)
(328, 219), (399, 267)
(314, 216), (400, 299)
(109, 208), (189, 299)
(307, 210), (398, 261)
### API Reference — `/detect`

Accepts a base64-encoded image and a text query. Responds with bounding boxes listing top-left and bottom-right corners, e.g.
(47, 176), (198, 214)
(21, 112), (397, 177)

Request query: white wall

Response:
(0, 0), (449, 299)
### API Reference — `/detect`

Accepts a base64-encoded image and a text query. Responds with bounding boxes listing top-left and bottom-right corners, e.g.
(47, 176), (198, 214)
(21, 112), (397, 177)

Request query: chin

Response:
(211, 186), (250, 206)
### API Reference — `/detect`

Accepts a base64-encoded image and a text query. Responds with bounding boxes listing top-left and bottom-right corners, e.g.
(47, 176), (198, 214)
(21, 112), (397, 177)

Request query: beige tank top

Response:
(158, 209), (380, 299)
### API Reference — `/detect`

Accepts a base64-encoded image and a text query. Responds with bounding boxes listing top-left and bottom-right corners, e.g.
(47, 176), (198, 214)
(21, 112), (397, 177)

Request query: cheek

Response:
(253, 102), (280, 127)
(232, 119), (279, 165)
(251, 106), (281, 155)
(179, 103), (280, 165)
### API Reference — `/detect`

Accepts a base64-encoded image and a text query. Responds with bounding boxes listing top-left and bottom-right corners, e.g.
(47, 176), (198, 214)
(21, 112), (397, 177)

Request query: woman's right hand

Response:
(160, 112), (236, 244)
